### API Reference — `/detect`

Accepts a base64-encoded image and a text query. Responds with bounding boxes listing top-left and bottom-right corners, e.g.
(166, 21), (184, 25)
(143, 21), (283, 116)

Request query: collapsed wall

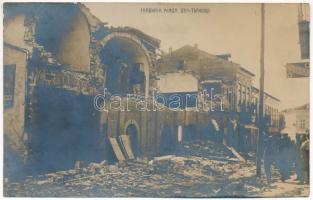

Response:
(4, 3), (247, 179)
(3, 3), (162, 176)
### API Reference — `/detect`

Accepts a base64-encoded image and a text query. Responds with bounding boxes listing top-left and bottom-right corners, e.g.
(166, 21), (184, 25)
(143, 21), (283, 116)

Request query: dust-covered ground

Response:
(4, 141), (309, 197)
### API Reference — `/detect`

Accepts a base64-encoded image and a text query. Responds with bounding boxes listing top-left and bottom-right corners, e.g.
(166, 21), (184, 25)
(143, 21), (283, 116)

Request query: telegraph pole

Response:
(256, 3), (265, 177)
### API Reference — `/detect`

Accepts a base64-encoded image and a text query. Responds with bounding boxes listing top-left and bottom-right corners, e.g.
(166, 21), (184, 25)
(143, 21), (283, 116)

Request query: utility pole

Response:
(256, 3), (265, 177)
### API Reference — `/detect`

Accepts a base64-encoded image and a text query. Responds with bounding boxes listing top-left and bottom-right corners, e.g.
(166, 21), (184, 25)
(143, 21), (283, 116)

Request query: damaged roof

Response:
(156, 45), (245, 82)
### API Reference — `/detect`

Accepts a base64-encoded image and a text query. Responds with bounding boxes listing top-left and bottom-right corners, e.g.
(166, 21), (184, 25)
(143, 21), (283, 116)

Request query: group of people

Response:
(263, 130), (309, 184)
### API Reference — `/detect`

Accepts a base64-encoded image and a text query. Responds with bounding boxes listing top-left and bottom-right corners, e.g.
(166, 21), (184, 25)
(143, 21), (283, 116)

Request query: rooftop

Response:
(252, 86), (280, 102)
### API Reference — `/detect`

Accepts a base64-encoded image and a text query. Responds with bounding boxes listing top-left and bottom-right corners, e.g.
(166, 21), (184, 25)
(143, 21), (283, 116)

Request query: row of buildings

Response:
(155, 44), (280, 130)
(4, 3), (282, 176)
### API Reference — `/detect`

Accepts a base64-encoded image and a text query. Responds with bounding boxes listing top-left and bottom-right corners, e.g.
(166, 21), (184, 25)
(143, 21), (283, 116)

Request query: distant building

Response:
(156, 45), (257, 112)
(281, 104), (309, 140)
(251, 87), (280, 132)
(155, 72), (198, 108)
(156, 45), (281, 153)
(156, 45), (280, 126)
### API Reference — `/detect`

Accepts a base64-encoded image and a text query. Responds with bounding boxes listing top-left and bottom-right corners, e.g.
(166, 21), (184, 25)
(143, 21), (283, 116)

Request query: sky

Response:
(85, 3), (309, 110)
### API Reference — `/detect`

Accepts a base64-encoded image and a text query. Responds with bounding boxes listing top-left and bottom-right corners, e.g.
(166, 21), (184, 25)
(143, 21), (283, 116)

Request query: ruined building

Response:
(4, 3), (280, 177)
(156, 45), (281, 152)
(4, 3), (164, 175)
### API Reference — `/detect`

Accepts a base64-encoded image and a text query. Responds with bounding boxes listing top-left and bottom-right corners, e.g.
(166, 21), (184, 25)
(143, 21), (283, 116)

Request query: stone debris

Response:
(226, 146), (246, 162)
(178, 140), (235, 160)
(153, 155), (175, 162)
(4, 140), (308, 197)
(74, 160), (84, 170)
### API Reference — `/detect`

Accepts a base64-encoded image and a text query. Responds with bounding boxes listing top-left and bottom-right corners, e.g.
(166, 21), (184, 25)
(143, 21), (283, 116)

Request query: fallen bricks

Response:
(5, 140), (274, 197)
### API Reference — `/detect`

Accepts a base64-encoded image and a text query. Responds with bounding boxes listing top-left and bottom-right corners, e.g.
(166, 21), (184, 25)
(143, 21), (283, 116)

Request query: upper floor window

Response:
(243, 86), (246, 103)
(238, 84), (242, 103)
(300, 119), (305, 129)
(4, 64), (16, 108)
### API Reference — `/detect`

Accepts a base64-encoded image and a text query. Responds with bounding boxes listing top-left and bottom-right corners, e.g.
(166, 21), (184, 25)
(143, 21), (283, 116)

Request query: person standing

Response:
(300, 134), (309, 184)
(275, 134), (294, 182)
(263, 134), (275, 184)
(295, 134), (305, 182)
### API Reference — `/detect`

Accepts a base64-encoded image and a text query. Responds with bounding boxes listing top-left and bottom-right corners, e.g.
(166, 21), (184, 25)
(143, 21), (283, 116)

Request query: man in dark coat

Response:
(276, 134), (294, 182)
(300, 133), (309, 184)
(263, 134), (276, 184)
(295, 134), (305, 182)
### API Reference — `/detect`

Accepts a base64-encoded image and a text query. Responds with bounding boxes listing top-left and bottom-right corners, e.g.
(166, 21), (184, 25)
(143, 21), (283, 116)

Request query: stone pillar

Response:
(223, 116), (228, 146)
(178, 125), (183, 144)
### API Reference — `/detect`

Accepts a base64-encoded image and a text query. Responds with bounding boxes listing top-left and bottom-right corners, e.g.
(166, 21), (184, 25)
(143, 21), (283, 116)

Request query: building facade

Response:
(156, 45), (281, 152)
(282, 104), (309, 140)
(4, 3), (281, 175)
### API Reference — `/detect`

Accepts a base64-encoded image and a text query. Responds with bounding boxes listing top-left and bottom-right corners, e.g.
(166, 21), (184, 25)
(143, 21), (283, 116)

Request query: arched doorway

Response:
(99, 34), (151, 97)
(125, 123), (141, 158)
(159, 125), (176, 156)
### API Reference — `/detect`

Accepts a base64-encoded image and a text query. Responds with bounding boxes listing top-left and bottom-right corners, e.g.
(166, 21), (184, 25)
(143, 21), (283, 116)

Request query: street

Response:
(4, 140), (309, 197)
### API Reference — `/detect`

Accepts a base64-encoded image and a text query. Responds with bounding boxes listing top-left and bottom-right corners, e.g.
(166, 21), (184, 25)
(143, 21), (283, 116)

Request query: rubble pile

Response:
(179, 140), (235, 160)
(5, 141), (277, 197)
